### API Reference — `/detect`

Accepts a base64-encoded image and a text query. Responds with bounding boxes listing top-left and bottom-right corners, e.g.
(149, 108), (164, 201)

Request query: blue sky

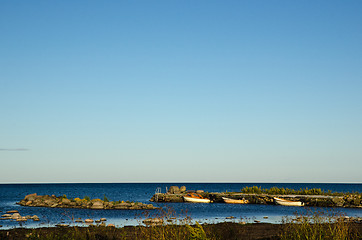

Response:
(1, 1), (361, 183)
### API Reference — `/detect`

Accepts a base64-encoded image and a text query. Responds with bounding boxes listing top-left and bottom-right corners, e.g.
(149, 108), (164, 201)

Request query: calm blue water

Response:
(0, 183), (361, 229)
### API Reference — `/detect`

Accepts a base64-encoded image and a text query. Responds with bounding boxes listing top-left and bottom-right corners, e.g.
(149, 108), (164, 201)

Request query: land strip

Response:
(150, 186), (362, 208)
(17, 193), (157, 210)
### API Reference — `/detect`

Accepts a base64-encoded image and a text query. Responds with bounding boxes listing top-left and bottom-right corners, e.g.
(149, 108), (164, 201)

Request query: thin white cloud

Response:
(0, 148), (29, 151)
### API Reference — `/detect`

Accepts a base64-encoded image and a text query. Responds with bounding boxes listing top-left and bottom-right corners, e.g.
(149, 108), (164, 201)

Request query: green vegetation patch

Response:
(240, 186), (361, 196)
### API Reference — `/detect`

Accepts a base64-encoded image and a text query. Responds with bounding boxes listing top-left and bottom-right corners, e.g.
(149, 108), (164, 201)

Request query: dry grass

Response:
(280, 211), (361, 240)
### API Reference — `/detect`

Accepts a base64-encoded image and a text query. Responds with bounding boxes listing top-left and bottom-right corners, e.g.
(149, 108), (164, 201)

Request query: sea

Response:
(0, 183), (361, 229)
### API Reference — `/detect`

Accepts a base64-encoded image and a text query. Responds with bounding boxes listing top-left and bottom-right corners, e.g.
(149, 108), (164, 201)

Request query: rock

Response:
(85, 219), (94, 223)
(100, 218), (107, 221)
(107, 224), (115, 227)
(55, 224), (69, 227)
(100, 222), (106, 227)
(114, 203), (129, 209)
(44, 199), (56, 206)
(6, 210), (18, 214)
(91, 201), (104, 209)
(16, 217), (27, 222)
(95, 220), (101, 223)
(143, 218), (163, 226)
(1, 214), (11, 218)
(61, 198), (71, 205)
(25, 193), (37, 201)
(32, 215), (40, 221)
(25, 201), (33, 206)
(11, 213), (21, 219)
(168, 186), (180, 194)
(332, 197), (345, 207)
(196, 190), (204, 194)
(180, 186), (187, 192)
(146, 204), (155, 209)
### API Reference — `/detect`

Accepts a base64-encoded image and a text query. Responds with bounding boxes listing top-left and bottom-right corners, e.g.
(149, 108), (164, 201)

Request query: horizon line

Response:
(1, 181), (361, 184)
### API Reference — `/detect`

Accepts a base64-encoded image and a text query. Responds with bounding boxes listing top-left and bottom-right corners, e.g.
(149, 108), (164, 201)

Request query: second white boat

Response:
(183, 196), (211, 203)
(274, 197), (304, 206)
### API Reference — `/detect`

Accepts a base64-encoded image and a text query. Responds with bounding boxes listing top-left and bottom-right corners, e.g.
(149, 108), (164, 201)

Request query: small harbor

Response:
(150, 185), (362, 208)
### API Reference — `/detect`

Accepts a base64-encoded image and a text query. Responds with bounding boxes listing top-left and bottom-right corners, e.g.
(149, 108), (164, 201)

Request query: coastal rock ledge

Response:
(17, 193), (158, 210)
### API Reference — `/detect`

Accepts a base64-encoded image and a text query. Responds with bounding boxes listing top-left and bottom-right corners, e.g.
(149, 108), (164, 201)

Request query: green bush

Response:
(240, 186), (361, 196)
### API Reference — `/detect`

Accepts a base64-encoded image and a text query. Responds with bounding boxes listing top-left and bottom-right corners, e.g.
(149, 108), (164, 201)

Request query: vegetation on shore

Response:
(281, 211), (361, 240)
(1, 208), (361, 240)
(240, 186), (362, 196)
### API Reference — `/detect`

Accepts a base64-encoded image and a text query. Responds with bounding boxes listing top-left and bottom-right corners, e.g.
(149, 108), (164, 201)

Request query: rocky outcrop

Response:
(17, 193), (158, 210)
(1, 212), (39, 222)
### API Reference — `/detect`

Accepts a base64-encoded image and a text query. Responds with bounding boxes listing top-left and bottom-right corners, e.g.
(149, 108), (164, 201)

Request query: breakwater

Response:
(150, 186), (362, 208)
(17, 193), (158, 210)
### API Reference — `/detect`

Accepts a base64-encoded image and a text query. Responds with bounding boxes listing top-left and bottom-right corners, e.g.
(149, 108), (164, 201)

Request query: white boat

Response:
(183, 196), (211, 203)
(274, 197), (304, 206)
(222, 197), (249, 204)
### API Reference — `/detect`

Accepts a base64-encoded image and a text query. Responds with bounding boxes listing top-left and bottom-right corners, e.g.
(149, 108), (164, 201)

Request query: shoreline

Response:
(1, 222), (361, 240)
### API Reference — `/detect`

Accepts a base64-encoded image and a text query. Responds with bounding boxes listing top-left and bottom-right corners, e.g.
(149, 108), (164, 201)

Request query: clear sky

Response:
(1, 1), (361, 183)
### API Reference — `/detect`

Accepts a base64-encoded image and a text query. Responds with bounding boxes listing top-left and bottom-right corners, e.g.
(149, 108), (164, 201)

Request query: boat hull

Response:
(274, 197), (304, 206)
(183, 196), (211, 203)
(222, 197), (248, 204)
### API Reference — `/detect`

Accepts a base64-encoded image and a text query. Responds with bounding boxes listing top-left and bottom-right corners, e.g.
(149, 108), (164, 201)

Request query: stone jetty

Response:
(17, 193), (158, 210)
(150, 186), (362, 208)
